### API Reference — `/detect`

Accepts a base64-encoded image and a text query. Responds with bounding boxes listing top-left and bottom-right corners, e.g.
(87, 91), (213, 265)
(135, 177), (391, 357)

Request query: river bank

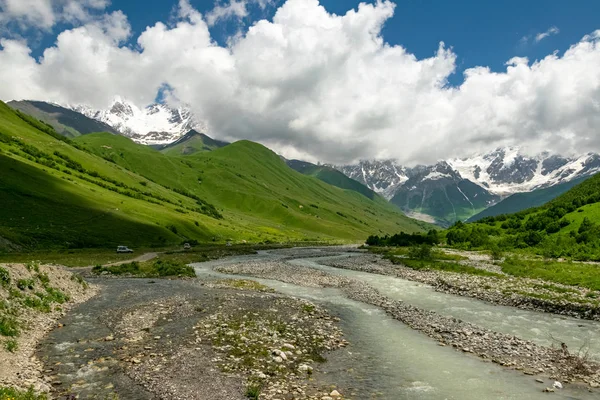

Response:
(321, 253), (600, 320)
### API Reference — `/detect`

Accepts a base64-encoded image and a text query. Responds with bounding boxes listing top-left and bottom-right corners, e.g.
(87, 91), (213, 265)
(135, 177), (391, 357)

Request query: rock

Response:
(273, 356), (283, 363)
(329, 390), (342, 397)
(553, 381), (563, 389)
(543, 388), (555, 393)
(535, 379), (544, 384)
(104, 335), (114, 341)
(282, 343), (295, 350)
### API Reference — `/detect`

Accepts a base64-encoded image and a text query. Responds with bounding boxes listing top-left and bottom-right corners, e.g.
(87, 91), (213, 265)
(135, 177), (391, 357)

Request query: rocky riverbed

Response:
(320, 254), (600, 320)
(36, 277), (349, 400)
(218, 257), (600, 390)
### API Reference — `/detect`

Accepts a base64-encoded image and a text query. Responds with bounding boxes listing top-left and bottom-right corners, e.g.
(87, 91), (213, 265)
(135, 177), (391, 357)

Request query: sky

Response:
(0, 0), (599, 165)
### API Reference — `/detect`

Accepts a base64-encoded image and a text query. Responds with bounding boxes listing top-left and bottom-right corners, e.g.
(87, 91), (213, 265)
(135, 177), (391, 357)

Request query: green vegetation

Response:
(385, 255), (501, 277)
(245, 383), (262, 400)
(159, 130), (228, 156)
(443, 170), (600, 260)
(502, 258), (600, 291)
(4, 338), (18, 352)
(92, 259), (196, 278)
(0, 387), (47, 400)
(366, 230), (440, 247)
(0, 100), (428, 253)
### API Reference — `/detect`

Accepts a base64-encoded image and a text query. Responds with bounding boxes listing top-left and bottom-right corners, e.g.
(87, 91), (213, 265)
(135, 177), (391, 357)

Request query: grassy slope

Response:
(160, 130), (228, 156)
(468, 176), (589, 222)
(75, 132), (429, 243)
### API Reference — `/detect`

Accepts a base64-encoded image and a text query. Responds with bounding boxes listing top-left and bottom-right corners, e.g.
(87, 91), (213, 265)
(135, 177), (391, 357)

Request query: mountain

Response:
(389, 162), (500, 226)
(335, 160), (408, 199)
(7, 100), (119, 138)
(468, 176), (590, 222)
(334, 147), (600, 225)
(0, 101), (428, 251)
(286, 159), (378, 200)
(447, 147), (600, 196)
(159, 129), (229, 156)
(69, 98), (210, 145)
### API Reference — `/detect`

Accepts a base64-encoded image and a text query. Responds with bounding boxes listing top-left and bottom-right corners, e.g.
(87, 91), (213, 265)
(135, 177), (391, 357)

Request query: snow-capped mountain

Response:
(69, 98), (210, 145)
(336, 160), (409, 199)
(334, 147), (600, 225)
(448, 147), (600, 196)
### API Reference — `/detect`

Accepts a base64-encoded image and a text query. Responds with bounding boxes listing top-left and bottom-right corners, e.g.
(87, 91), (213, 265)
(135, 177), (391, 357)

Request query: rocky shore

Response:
(218, 258), (600, 390)
(0, 263), (97, 393)
(321, 254), (600, 321)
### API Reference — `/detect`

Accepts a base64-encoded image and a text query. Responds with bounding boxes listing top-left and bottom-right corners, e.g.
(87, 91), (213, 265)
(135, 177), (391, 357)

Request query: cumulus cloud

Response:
(0, 0), (599, 165)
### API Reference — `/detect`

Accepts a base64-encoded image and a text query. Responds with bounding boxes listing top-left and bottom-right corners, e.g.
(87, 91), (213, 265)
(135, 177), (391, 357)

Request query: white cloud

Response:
(0, 1), (599, 165)
(535, 26), (560, 43)
(0, 0), (109, 31)
(205, 0), (275, 26)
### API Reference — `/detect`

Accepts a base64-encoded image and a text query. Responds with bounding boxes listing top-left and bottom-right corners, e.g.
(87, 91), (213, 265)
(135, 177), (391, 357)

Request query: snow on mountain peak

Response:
(68, 98), (210, 145)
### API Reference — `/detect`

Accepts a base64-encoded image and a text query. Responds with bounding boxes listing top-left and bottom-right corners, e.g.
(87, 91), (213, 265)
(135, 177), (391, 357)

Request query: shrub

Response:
(4, 338), (18, 352)
(0, 316), (19, 337)
(408, 244), (433, 260)
(16, 279), (35, 291)
(0, 267), (10, 287)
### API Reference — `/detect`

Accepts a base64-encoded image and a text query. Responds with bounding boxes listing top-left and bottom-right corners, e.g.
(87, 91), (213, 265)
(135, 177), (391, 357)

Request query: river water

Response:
(192, 249), (600, 399)
(289, 254), (600, 360)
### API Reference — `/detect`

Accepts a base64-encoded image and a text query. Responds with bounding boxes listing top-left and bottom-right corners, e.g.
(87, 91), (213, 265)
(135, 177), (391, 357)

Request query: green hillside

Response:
(445, 171), (600, 260)
(159, 130), (228, 156)
(7, 100), (119, 138)
(0, 101), (427, 251)
(468, 176), (589, 222)
(286, 159), (377, 200)
(75, 132), (428, 241)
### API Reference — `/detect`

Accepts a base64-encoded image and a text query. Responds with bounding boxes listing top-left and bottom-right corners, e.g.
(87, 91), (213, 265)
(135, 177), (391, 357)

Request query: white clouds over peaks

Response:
(0, 0), (600, 165)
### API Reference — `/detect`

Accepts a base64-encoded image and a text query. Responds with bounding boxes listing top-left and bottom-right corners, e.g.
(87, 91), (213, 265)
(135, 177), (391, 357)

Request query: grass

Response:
(0, 315), (19, 337)
(0, 387), (47, 400)
(245, 383), (262, 400)
(92, 259), (196, 278)
(0, 248), (163, 268)
(367, 246), (468, 261)
(4, 338), (17, 352)
(502, 257), (600, 291)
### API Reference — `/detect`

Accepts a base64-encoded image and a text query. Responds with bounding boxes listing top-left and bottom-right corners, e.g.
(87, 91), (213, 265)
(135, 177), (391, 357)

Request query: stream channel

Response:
(191, 248), (600, 399)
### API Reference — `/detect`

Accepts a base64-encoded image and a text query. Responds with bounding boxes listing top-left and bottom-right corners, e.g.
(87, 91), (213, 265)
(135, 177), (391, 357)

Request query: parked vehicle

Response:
(116, 246), (134, 253)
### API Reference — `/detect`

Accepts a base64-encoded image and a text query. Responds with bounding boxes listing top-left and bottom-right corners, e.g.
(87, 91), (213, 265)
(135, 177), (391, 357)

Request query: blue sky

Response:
(28, 0), (600, 85)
